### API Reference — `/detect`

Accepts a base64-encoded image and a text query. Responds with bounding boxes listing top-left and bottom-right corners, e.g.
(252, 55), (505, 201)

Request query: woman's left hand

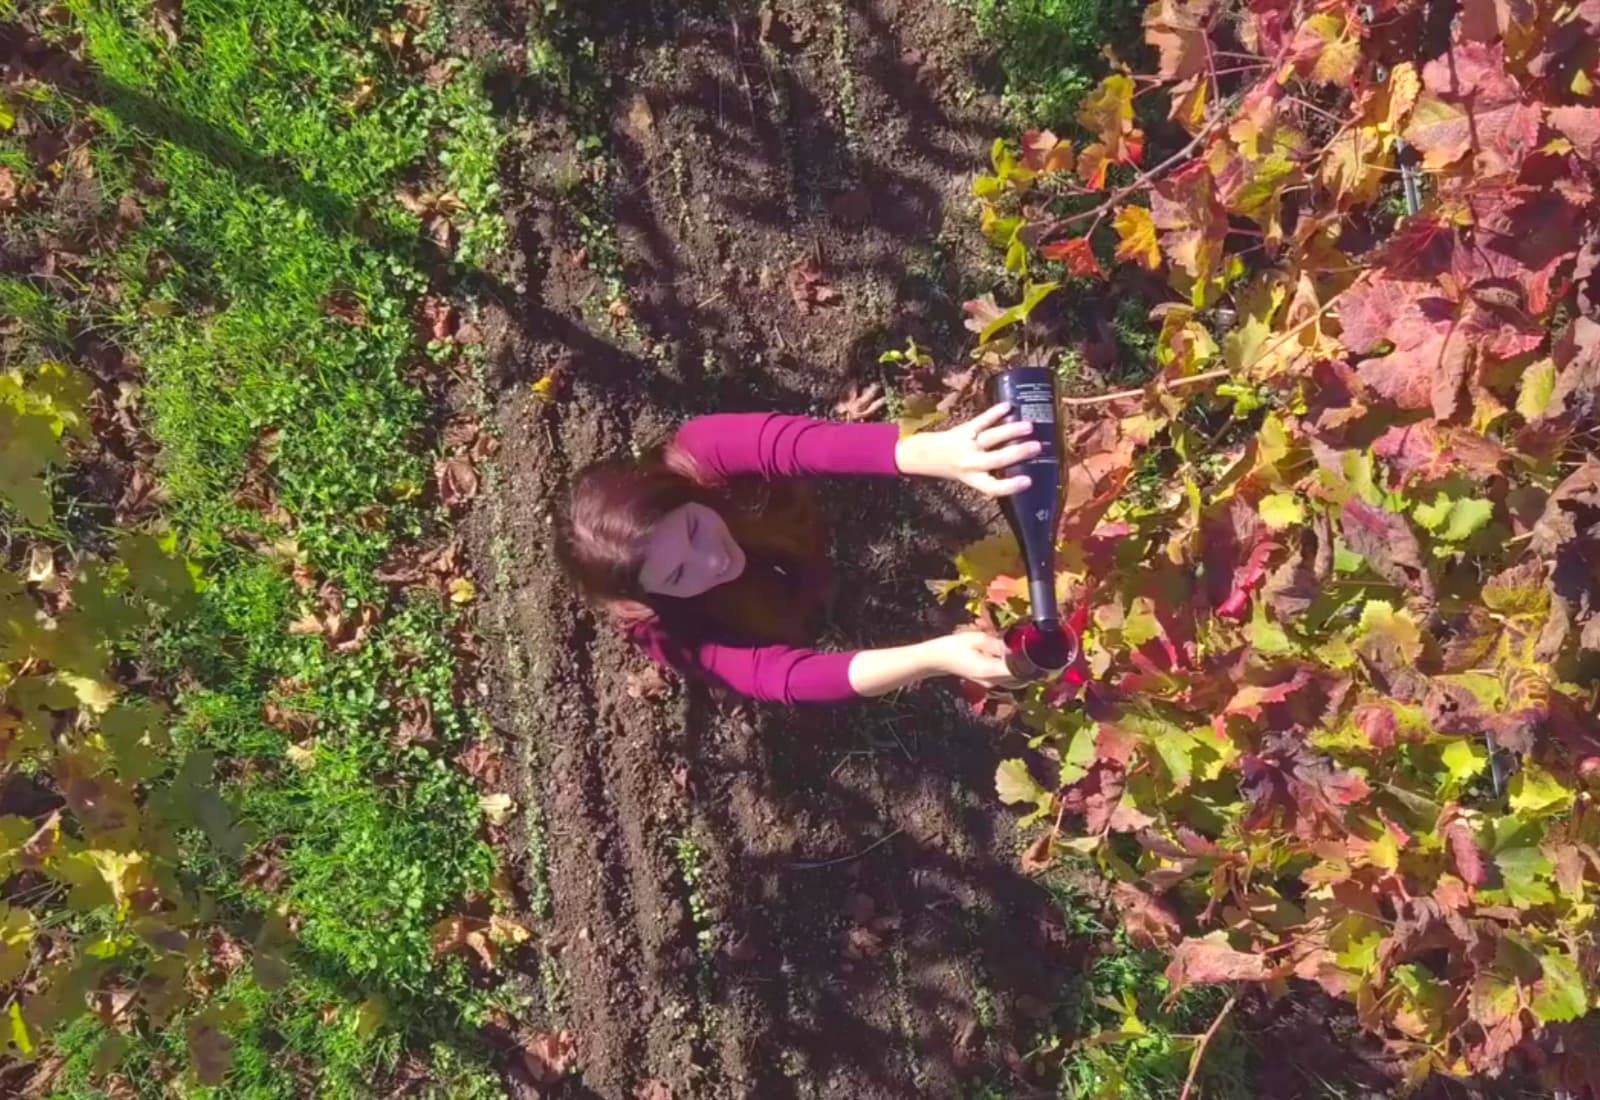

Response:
(895, 402), (1042, 498)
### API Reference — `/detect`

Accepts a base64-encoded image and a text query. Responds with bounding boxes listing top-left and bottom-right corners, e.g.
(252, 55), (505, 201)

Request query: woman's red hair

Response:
(557, 443), (826, 646)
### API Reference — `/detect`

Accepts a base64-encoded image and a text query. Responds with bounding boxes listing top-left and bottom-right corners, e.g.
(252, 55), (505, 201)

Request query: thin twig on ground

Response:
(790, 826), (905, 870)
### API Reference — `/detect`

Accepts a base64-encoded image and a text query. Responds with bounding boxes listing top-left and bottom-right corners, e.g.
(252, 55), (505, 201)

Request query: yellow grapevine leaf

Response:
(1258, 493), (1305, 530)
(59, 672), (119, 714)
(1298, 13), (1361, 85)
(0, 904), (35, 985)
(1113, 206), (1160, 270)
(9, 1002), (31, 1055)
(1077, 75), (1144, 174)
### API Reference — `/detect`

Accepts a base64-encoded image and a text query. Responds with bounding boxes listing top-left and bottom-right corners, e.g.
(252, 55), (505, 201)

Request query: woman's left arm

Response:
(894, 403), (1042, 498)
(675, 405), (1040, 498)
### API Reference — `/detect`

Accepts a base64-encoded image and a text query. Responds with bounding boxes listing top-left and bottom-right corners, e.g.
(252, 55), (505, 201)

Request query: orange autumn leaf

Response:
(1021, 130), (1074, 174)
(1076, 74), (1144, 168)
(1039, 237), (1103, 277)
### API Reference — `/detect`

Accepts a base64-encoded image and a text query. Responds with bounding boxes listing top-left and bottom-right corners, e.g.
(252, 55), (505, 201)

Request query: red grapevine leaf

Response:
(1353, 703), (1399, 749)
(1240, 731), (1371, 840)
(1166, 936), (1279, 991)
(1111, 882), (1182, 948)
(1445, 819), (1487, 886)
(1150, 163), (1225, 284)
(1406, 43), (1543, 177)
(1039, 237), (1103, 277)
(1201, 496), (1275, 619)
(1142, 0), (1211, 81)
(1546, 317), (1600, 423)
(1550, 106), (1600, 163)
(1340, 499), (1431, 598)
(1339, 277), (1475, 419)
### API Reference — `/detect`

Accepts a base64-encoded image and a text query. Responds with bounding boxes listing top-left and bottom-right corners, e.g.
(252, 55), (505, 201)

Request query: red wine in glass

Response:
(989, 367), (1079, 680)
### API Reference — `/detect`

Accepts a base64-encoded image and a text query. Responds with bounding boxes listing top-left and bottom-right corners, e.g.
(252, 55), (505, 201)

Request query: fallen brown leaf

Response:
(833, 383), (886, 422)
(845, 924), (885, 959)
(625, 665), (671, 700)
(788, 255), (840, 314)
(435, 457), (479, 508)
(346, 76), (377, 111)
(457, 740), (503, 786)
(624, 92), (656, 142)
(441, 417), (479, 452)
(152, 0), (182, 44)
(430, 914), (499, 968)
(261, 700), (317, 737)
(489, 914), (531, 946)
(420, 297), (458, 343)
(207, 931), (246, 974)
(1020, 831), (1055, 874)
(393, 695), (434, 747)
(480, 792), (514, 825)
(635, 1080), (672, 1100)
(0, 166), (18, 212)
(92, 987), (136, 1029)
(321, 289), (368, 326)
(521, 1030), (577, 1085)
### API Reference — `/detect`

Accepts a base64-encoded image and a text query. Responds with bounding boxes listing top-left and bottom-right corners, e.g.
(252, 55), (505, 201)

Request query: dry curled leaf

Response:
(521, 1030), (577, 1085)
(625, 665), (671, 700)
(480, 792), (514, 825)
(787, 255), (840, 314)
(434, 457), (479, 508)
(393, 695), (434, 748)
(833, 383), (886, 422)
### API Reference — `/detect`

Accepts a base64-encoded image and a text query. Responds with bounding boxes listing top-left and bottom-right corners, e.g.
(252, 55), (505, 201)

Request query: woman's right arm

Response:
(846, 632), (1018, 697)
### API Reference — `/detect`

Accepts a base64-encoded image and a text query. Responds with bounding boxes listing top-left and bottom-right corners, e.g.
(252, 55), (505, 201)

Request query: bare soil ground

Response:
(455, 2), (1084, 1097)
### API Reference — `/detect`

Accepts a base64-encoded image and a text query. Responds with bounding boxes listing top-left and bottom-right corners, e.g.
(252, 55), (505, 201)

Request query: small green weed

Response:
(672, 833), (718, 957)
(965, 0), (1148, 125)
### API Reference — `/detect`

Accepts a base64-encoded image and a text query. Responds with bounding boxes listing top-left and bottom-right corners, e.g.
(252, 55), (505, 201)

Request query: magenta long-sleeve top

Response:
(627, 413), (902, 704)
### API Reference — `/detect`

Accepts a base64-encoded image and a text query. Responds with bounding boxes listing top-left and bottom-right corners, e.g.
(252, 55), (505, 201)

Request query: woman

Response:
(557, 404), (1041, 704)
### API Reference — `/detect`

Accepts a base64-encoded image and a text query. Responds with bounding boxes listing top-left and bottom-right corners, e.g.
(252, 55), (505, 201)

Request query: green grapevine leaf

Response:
(1508, 764), (1575, 818)
(996, 759), (1048, 807)
(1531, 950), (1588, 1023)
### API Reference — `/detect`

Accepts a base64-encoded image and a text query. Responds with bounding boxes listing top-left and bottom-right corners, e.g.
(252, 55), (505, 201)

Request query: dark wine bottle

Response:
(989, 367), (1079, 679)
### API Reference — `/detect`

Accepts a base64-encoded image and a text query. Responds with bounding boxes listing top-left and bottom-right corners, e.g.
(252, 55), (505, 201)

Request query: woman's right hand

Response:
(928, 630), (1022, 688)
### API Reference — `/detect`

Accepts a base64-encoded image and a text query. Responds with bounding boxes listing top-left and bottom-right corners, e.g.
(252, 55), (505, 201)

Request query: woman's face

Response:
(637, 502), (747, 598)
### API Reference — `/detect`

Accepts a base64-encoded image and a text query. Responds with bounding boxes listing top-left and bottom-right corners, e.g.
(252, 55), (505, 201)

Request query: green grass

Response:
(4, 0), (512, 1094)
(965, 0), (1149, 126)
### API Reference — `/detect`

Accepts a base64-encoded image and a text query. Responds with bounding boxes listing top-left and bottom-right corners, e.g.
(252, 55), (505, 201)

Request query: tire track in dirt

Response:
(468, 1), (1078, 1097)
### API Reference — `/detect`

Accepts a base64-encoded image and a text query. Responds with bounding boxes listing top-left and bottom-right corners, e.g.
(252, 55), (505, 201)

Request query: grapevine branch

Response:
(1060, 368), (1229, 406)
(1179, 988), (1240, 1100)
(1038, 38), (1296, 245)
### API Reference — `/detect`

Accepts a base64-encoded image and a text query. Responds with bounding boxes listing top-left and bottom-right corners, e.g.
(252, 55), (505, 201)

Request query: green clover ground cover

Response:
(4, 1), (513, 1094)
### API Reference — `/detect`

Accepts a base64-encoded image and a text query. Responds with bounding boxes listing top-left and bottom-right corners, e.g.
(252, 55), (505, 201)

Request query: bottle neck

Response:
(1028, 576), (1059, 626)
